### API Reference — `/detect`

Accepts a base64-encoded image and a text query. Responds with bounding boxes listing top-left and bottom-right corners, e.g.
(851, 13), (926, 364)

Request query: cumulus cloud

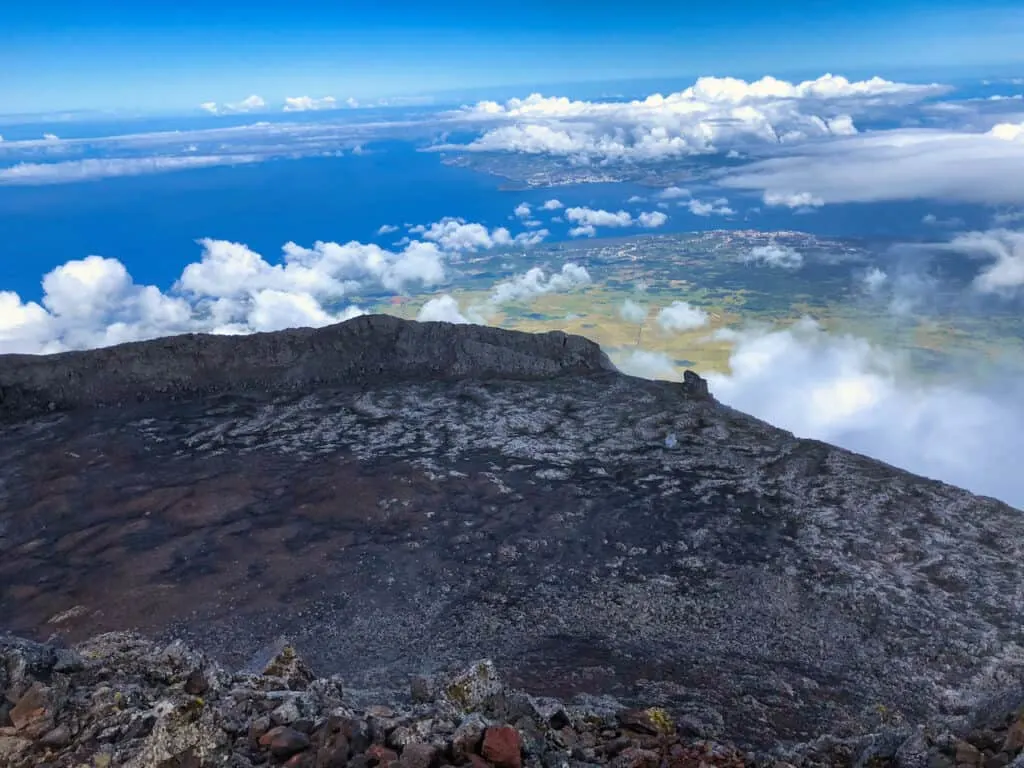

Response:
(947, 229), (1024, 294)
(635, 211), (667, 228)
(0, 226), (525, 353)
(566, 207), (633, 228)
(619, 299), (648, 323)
(744, 244), (804, 269)
(541, 199), (564, 210)
(200, 94), (267, 115)
(569, 224), (597, 238)
(721, 127), (1024, 207)
(283, 96), (338, 112)
(513, 228), (550, 247)
(410, 217), (513, 252)
(377, 224), (399, 235)
(656, 301), (709, 331)
(441, 74), (945, 162)
(657, 186), (691, 200)
(417, 294), (474, 324)
(42, 133), (59, 142)
(514, 202), (532, 218)
(989, 122), (1024, 142)
(705, 319), (1024, 507)
(0, 155), (264, 185)
(685, 198), (735, 217)
(488, 263), (591, 304)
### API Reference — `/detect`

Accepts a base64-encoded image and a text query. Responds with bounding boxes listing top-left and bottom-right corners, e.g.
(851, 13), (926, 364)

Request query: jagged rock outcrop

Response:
(1, 315), (1022, 751)
(2, 631), (1023, 768)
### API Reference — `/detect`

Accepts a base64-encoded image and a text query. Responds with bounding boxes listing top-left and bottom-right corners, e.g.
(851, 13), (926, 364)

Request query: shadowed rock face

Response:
(0, 314), (615, 421)
(0, 315), (1022, 750)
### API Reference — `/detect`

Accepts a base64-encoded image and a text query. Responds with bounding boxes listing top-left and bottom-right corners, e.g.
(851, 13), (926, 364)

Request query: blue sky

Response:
(3, 0), (1023, 114)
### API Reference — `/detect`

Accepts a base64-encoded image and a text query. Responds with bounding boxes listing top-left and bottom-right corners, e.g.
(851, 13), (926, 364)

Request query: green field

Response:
(360, 231), (1024, 381)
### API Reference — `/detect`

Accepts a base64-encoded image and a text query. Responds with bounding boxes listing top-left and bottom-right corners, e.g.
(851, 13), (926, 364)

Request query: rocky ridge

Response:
(0, 315), (615, 422)
(1, 315), (1023, 753)
(2, 631), (1024, 768)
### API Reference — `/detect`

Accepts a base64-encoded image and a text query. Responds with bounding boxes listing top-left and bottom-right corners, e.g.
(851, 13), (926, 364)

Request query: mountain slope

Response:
(1, 314), (1021, 748)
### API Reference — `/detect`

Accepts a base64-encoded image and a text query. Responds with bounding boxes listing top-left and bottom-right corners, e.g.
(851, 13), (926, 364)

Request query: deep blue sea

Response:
(0, 139), (997, 301)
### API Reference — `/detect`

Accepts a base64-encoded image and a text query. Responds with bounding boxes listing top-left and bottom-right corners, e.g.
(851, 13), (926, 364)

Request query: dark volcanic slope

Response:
(1, 315), (1022, 749)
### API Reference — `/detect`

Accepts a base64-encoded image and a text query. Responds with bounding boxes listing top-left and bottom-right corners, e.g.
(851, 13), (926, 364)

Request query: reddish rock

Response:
(482, 726), (521, 768)
(367, 744), (400, 766)
(260, 725), (311, 760)
(9, 683), (49, 731)
(285, 753), (316, 768)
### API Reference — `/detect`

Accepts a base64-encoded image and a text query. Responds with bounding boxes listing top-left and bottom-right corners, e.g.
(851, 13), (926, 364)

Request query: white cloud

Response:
(685, 198), (735, 217)
(513, 228), (550, 247)
(377, 224), (399, 235)
(283, 96), (338, 112)
(637, 210), (669, 228)
(744, 244), (804, 269)
(411, 217), (513, 252)
(619, 299), (648, 323)
(42, 133), (59, 142)
(417, 294), (474, 324)
(656, 301), (709, 331)
(569, 225), (596, 238)
(565, 206), (633, 228)
(541, 199), (564, 210)
(201, 94), (267, 116)
(704, 319), (1024, 508)
(862, 267), (888, 292)
(989, 122), (1024, 142)
(0, 230), (494, 353)
(614, 349), (679, 380)
(763, 191), (826, 209)
(0, 155), (265, 185)
(442, 74), (945, 162)
(721, 127), (1024, 207)
(657, 186), (690, 199)
(488, 263), (591, 304)
(947, 229), (1024, 294)
(514, 202), (532, 218)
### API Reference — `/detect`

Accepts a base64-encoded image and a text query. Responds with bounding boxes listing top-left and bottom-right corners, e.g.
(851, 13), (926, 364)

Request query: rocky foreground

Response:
(2, 631), (1023, 768)
(2, 315), (1024, 752)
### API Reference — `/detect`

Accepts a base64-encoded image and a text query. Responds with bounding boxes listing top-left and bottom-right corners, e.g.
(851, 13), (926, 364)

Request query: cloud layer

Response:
(720, 125), (1024, 207)
(441, 74), (947, 163)
(706, 319), (1024, 508)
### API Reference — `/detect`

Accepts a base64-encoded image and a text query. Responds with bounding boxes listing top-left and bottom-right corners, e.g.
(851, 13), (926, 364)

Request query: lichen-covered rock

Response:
(263, 645), (316, 691)
(438, 661), (505, 715)
(0, 628), (1023, 768)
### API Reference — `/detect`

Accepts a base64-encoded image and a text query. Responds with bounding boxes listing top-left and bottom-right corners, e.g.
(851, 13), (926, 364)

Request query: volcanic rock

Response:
(0, 315), (1022, 751)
